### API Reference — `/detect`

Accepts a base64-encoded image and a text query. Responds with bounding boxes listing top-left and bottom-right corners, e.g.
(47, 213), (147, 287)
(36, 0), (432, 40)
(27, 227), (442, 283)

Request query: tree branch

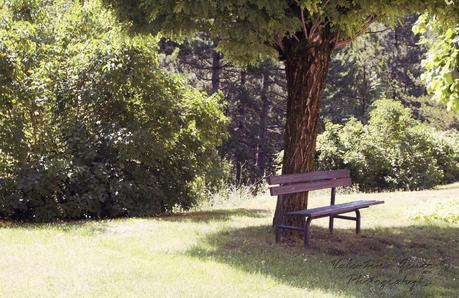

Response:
(367, 27), (391, 34)
(334, 15), (378, 49)
(300, 8), (309, 40)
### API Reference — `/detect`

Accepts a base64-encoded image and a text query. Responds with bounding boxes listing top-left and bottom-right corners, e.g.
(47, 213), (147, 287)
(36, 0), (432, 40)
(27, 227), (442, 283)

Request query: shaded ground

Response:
(186, 224), (458, 297)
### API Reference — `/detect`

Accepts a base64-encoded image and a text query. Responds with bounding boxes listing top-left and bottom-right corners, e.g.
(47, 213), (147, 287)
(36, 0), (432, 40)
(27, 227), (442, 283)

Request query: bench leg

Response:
(304, 217), (313, 248)
(328, 215), (334, 233)
(274, 197), (281, 243)
(275, 225), (281, 243)
(355, 210), (361, 234)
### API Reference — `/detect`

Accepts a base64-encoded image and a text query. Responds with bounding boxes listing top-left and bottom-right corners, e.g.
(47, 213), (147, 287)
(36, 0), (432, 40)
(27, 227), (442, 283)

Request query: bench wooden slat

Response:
(286, 200), (384, 218)
(269, 177), (352, 196)
(266, 169), (350, 185)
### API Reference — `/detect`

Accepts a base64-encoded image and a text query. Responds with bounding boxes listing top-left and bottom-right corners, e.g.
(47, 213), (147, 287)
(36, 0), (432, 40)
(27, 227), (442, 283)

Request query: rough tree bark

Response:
(278, 28), (336, 229)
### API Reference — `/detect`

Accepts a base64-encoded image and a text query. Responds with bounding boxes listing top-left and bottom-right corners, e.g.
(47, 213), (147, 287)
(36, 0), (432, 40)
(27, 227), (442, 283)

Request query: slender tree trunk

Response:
(279, 30), (336, 229)
(361, 64), (368, 120)
(256, 71), (270, 178)
(235, 70), (247, 184)
(210, 50), (221, 94)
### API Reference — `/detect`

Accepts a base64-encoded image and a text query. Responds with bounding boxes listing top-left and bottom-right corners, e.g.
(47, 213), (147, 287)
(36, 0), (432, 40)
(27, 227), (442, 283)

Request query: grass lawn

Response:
(0, 183), (458, 297)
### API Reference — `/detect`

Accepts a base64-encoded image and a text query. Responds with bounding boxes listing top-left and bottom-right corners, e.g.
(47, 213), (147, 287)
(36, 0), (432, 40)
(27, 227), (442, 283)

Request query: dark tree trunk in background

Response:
(256, 71), (270, 177)
(235, 70), (247, 184)
(360, 64), (369, 120)
(210, 49), (222, 94)
(279, 29), (336, 228)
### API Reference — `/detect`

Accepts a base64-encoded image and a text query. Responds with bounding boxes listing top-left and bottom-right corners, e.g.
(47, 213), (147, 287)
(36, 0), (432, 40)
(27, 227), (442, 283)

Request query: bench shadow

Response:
(184, 224), (459, 297)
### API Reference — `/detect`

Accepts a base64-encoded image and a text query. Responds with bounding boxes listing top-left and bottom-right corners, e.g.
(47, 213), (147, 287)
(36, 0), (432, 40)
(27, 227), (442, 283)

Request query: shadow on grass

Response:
(0, 208), (270, 231)
(185, 224), (459, 297)
(0, 219), (109, 236)
(158, 208), (270, 223)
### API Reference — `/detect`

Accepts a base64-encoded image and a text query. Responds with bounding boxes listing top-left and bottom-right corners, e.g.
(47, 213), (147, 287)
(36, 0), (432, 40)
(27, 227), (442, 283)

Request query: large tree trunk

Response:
(280, 30), (335, 229)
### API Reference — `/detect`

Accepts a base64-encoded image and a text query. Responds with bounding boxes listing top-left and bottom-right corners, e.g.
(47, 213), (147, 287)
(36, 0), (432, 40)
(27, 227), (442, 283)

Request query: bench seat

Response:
(286, 200), (384, 218)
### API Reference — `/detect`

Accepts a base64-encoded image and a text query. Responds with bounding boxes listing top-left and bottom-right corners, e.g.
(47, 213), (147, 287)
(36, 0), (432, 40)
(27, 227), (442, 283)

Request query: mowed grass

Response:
(0, 184), (458, 297)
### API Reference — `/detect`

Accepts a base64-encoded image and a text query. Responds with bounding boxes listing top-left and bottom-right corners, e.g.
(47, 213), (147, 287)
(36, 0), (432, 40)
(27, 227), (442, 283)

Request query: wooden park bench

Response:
(266, 169), (384, 248)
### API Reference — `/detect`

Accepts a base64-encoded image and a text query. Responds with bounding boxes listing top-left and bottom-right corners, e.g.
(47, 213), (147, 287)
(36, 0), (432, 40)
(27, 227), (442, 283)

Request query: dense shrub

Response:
(317, 99), (459, 191)
(0, 0), (227, 221)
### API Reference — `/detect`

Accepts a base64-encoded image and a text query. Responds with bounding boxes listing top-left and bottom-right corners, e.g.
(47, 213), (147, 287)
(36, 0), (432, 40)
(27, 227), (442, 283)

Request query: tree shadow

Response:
(184, 224), (459, 297)
(0, 208), (270, 232)
(0, 219), (109, 235)
(158, 208), (270, 223)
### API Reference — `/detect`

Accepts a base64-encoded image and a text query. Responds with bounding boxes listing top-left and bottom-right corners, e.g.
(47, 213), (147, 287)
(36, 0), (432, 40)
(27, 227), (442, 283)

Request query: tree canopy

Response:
(106, 0), (458, 64)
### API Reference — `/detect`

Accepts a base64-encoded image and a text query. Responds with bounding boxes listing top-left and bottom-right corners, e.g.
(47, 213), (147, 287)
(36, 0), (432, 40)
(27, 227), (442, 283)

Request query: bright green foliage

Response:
(317, 99), (459, 191)
(0, 0), (227, 221)
(105, 0), (459, 64)
(414, 15), (459, 112)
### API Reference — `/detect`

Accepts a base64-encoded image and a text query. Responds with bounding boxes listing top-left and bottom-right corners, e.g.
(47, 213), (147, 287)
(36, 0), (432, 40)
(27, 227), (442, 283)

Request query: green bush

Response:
(317, 99), (459, 191)
(0, 0), (227, 221)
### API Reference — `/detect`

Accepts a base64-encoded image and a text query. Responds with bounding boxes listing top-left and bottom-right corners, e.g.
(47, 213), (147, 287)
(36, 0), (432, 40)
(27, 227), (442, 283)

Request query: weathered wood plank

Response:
(269, 177), (352, 196)
(286, 200), (384, 218)
(266, 169), (350, 185)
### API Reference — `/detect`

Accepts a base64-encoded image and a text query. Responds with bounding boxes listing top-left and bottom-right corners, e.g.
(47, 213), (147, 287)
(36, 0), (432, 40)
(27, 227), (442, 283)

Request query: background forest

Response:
(158, 13), (459, 190)
(0, 0), (458, 221)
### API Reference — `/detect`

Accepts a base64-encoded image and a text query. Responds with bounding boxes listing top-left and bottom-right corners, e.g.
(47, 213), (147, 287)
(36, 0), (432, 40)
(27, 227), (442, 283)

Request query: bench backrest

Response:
(266, 169), (351, 196)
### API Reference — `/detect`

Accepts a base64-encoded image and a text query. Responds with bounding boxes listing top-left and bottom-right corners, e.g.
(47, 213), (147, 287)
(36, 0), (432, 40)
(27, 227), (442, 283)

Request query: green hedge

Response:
(0, 0), (227, 221)
(317, 99), (459, 191)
